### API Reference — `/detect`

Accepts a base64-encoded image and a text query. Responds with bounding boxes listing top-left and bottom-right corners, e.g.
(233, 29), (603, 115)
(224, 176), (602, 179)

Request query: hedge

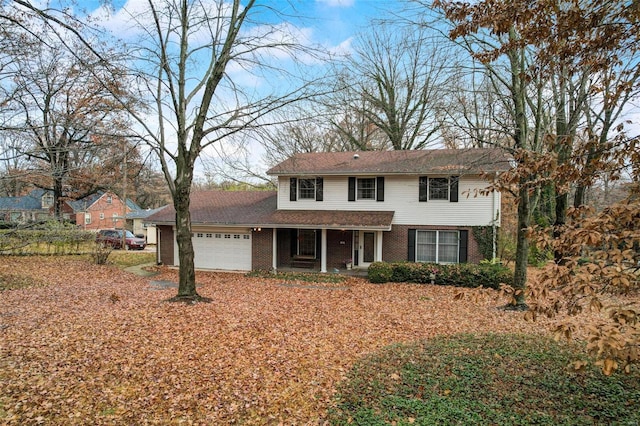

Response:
(367, 261), (513, 289)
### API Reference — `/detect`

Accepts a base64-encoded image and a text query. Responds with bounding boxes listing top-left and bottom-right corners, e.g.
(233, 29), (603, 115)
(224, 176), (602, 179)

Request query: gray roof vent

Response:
(353, 153), (360, 159)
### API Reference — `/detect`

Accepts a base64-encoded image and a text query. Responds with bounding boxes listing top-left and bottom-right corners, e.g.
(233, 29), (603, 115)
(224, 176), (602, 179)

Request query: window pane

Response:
(357, 178), (376, 199)
(298, 178), (315, 199)
(438, 231), (459, 263)
(416, 230), (436, 262)
(429, 178), (449, 200)
(298, 229), (316, 257)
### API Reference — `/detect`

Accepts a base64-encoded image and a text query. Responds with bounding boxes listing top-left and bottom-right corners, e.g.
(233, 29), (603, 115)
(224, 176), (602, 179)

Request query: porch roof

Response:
(265, 210), (394, 230)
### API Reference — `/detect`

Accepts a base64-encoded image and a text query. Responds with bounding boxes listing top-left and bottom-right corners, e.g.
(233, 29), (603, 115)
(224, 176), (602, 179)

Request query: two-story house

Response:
(67, 191), (141, 231)
(149, 149), (511, 272)
(150, 149), (512, 272)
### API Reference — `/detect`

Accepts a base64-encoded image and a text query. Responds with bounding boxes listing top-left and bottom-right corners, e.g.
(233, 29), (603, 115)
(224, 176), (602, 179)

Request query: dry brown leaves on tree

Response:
(0, 257), (610, 424)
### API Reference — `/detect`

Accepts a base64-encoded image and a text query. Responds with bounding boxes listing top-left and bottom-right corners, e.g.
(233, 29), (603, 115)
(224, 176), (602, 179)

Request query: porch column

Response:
(376, 230), (383, 262)
(320, 228), (327, 273)
(272, 228), (277, 271)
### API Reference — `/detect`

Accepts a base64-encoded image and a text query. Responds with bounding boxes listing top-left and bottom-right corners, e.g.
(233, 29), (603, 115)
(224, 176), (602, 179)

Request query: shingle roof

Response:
(147, 190), (394, 230)
(126, 205), (169, 219)
(67, 192), (104, 212)
(266, 148), (512, 176)
(0, 190), (47, 211)
(267, 210), (394, 230)
(149, 191), (278, 225)
(67, 191), (140, 213)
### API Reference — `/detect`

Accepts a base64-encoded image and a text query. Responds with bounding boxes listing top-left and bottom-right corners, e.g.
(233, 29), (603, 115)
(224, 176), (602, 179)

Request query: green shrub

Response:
(367, 262), (393, 284)
(390, 262), (415, 283)
(368, 261), (513, 289)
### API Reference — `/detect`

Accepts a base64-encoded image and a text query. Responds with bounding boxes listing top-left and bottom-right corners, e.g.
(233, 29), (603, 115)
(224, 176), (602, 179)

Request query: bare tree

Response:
(109, 0), (326, 300)
(328, 23), (450, 150)
(4, 36), (134, 219)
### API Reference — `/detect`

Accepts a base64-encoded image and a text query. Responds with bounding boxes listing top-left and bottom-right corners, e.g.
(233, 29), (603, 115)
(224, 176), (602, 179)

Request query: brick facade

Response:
(251, 228), (273, 270)
(157, 225), (174, 265)
(76, 192), (131, 231)
(383, 225), (483, 264)
(326, 230), (354, 270)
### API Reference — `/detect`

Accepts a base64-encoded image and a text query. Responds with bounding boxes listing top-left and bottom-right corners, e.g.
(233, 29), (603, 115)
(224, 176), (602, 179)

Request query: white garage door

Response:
(191, 231), (252, 271)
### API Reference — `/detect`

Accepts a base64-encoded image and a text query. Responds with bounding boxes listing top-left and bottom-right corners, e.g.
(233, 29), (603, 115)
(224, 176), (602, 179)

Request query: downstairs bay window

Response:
(408, 229), (468, 264)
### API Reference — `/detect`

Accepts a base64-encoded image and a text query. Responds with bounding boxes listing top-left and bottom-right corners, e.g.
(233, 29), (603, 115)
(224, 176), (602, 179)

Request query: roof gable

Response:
(266, 148), (513, 176)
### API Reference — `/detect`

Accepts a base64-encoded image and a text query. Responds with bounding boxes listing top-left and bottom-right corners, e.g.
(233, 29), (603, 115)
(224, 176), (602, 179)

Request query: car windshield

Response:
(115, 230), (136, 238)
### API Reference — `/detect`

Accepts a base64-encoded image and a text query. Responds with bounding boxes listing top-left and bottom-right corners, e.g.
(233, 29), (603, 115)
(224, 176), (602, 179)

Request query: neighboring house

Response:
(0, 189), (71, 223)
(126, 206), (168, 244)
(67, 191), (141, 231)
(150, 149), (512, 272)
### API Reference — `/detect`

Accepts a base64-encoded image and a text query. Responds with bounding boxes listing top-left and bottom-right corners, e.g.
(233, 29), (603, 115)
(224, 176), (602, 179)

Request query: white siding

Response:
(278, 175), (500, 227)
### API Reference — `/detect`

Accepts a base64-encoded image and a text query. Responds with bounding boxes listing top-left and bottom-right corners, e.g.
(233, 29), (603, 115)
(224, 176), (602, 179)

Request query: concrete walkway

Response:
(124, 262), (159, 277)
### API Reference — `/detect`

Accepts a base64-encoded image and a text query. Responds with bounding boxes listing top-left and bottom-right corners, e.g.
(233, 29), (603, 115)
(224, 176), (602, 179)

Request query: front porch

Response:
(272, 227), (386, 273)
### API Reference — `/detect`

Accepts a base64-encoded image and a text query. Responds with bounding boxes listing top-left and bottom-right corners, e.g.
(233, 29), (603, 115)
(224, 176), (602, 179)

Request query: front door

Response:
(358, 231), (376, 268)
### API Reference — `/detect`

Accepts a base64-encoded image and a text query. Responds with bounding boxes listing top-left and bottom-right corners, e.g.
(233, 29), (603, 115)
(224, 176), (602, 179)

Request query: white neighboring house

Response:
(149, 149), (512, 272)
(126, 206), (168, 244)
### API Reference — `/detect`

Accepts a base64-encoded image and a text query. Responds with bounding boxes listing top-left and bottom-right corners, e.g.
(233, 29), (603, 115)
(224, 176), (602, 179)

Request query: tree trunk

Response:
(513, 182), (529, 306)
(53, 177), (64, 221)
(174, 174), (197, 299)
(553, 190), (568, 264)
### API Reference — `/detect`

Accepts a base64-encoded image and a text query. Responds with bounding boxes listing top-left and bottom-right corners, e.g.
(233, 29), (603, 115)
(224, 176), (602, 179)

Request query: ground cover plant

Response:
(0, 256), (636, 424)
(328, 333), (640, 425)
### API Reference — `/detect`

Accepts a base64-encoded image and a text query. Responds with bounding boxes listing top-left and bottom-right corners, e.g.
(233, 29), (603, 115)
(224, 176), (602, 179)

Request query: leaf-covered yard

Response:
(0, 257), (577, 424)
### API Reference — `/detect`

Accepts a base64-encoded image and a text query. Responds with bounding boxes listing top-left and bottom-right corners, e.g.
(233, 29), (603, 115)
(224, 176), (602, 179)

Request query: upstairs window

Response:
(419, 176), (459, 202)
(298, 178), (316, 199)
(106, 195), (113, 204)
(42, 193), (54, 208)
(357, 178), (376, 200)
(429, 178), (449, 200)
(290, 177), (323, 201)
(348, 176), (385, 202)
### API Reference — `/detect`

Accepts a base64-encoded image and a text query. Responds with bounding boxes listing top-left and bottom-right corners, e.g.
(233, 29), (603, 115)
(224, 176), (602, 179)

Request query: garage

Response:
(190, 230), (252, 271)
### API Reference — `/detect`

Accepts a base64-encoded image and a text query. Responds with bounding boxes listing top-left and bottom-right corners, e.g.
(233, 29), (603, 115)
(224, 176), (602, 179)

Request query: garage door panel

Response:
(191, 231), (251, 271)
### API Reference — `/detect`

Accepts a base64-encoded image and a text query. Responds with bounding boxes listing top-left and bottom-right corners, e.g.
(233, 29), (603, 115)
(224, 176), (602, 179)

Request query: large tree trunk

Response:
(174, 172), (197, 299)
(513, 182), (530, 306)
(53, 177), (64, 220)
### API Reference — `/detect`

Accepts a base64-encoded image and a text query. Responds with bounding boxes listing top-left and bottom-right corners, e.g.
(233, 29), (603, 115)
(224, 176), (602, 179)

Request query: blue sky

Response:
(72, 0), (405, 177)
(83, 0), (400, 54)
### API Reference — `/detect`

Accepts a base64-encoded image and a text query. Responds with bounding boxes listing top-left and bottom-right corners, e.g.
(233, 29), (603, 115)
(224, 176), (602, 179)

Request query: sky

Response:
(75, 0), (407, 180)
(84, 0), (400, 52)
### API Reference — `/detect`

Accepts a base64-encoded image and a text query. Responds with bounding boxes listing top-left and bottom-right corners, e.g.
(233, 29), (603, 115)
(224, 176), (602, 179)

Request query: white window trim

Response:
(356, 177), (376, 200)
(428, 177), (450, 201)
(416, 230), (459, 264)
(298, 178), (316, 200)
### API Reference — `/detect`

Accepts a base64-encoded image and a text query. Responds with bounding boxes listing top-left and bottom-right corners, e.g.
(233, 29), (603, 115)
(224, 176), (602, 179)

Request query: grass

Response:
(0, 251), (155, 290)
(328, 333), (640, 425)
(104, 250), (156, 269)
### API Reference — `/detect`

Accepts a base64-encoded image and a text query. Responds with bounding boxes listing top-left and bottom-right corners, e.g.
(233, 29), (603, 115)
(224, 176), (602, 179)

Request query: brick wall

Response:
(157, 225), (174, 265)
(326, 229), (353, 270)
(383, 225), (483, 264)
(76, 192), (131, 231)
(251, 228), (273, 270)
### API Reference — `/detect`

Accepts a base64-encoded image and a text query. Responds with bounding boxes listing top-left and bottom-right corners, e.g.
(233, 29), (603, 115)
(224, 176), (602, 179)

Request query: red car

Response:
(96, 229), (147, 250)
